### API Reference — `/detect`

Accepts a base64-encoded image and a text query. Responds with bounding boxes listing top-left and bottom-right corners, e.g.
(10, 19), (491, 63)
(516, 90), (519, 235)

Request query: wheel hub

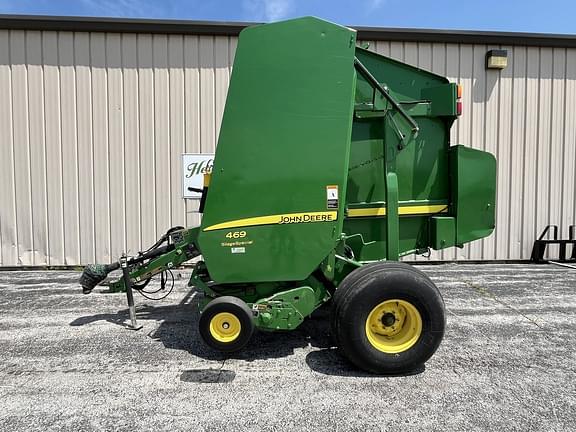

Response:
(381, 312), (396, 327)
(365, 299), (423, 353)
(209, 312), (242, 343)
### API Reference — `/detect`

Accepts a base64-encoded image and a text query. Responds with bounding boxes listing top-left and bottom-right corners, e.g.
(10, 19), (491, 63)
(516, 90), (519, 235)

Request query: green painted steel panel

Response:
(450, 145), (497, 244)
(344, 48), (455, 261)
(197, 17), (357, 283)
(430, 216), (456, 250)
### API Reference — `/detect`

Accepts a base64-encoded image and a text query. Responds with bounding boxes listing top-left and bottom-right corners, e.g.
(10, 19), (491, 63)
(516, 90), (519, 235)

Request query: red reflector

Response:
(457, 101), (463, 116)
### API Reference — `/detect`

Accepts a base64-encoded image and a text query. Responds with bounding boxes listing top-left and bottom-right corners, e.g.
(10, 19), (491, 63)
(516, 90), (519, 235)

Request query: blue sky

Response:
(0, 0), (574, 34)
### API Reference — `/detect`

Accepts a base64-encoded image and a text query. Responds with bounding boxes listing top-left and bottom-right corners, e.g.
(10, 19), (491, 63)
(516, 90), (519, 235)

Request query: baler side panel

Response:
(450, 145), (497, 244)
(198, 17), (357, 283)
(354, 47), (449, 102)
(345, 48), (453, 261)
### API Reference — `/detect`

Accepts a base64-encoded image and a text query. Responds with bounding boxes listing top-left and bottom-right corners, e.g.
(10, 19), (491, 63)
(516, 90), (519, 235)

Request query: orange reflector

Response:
(457, 84), (463, 99)
(457, 100), (463, 116)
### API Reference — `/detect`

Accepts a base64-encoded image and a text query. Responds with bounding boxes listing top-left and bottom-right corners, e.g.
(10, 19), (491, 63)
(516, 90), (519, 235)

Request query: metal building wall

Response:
(0, 30), (236, 266)
(0, 28), (574, 266)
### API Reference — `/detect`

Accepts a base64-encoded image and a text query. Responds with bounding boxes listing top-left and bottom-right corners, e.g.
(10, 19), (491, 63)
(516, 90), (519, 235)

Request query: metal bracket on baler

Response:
(353, 56), (420, 144)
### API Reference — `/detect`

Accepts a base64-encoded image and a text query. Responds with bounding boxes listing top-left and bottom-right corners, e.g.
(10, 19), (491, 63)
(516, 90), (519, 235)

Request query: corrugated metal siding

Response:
(0, 30), (235, 266)
(0, 30), (574, 266)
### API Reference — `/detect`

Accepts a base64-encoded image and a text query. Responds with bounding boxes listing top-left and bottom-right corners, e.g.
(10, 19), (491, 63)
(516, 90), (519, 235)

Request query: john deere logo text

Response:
(279, 213), (335, 224)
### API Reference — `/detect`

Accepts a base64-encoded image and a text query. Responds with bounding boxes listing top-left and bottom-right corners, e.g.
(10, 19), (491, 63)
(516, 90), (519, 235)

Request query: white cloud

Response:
(243, 0), (293, 22)
(80, 0), (161, 17)
(368, 0), (386, 10)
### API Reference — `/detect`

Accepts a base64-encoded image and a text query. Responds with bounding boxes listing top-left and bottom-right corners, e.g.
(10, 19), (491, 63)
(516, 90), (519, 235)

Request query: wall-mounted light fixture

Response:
(486, 49), (508, 70)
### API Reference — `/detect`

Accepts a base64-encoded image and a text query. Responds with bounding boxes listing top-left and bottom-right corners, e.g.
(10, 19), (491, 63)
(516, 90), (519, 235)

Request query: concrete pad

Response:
(0, 264), (574, 431)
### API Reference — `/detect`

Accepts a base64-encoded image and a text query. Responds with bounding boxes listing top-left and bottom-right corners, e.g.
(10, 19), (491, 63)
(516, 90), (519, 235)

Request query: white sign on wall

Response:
(182, 153), (215, 199)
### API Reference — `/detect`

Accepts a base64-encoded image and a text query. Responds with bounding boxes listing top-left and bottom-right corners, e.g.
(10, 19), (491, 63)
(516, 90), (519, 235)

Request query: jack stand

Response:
(120, 254), (143, 331)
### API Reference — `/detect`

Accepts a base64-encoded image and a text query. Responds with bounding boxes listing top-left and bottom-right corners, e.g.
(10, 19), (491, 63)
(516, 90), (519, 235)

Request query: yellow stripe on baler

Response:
(203, 211), (338, 232)
(203, 205), (446, 232)
(347, 204), (448, 218)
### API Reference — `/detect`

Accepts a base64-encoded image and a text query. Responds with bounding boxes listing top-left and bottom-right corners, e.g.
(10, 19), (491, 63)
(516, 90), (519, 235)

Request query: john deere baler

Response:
(80, 17), (496, 374)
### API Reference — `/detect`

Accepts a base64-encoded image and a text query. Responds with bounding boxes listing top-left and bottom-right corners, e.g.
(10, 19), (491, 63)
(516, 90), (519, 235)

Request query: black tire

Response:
(331, 261), (445, 374)
(330, 261), (433, 346)
(199, 296), (255, 353)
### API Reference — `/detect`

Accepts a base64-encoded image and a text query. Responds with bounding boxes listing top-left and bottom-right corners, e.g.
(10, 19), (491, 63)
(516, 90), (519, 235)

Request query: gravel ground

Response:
(0, 263), (575, 431)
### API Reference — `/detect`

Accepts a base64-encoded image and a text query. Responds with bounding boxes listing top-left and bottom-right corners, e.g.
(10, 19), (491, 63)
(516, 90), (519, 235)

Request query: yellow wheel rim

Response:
(209, 312), (242, 343)
(365, 299), (422, 353)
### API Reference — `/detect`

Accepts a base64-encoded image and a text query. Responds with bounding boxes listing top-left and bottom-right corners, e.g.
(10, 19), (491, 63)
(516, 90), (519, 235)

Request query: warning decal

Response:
(326, 185), (339, 209)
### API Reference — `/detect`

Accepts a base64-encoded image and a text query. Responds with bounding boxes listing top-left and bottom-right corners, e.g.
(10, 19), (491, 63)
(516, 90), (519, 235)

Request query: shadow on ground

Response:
(70, 289), (423, 378)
